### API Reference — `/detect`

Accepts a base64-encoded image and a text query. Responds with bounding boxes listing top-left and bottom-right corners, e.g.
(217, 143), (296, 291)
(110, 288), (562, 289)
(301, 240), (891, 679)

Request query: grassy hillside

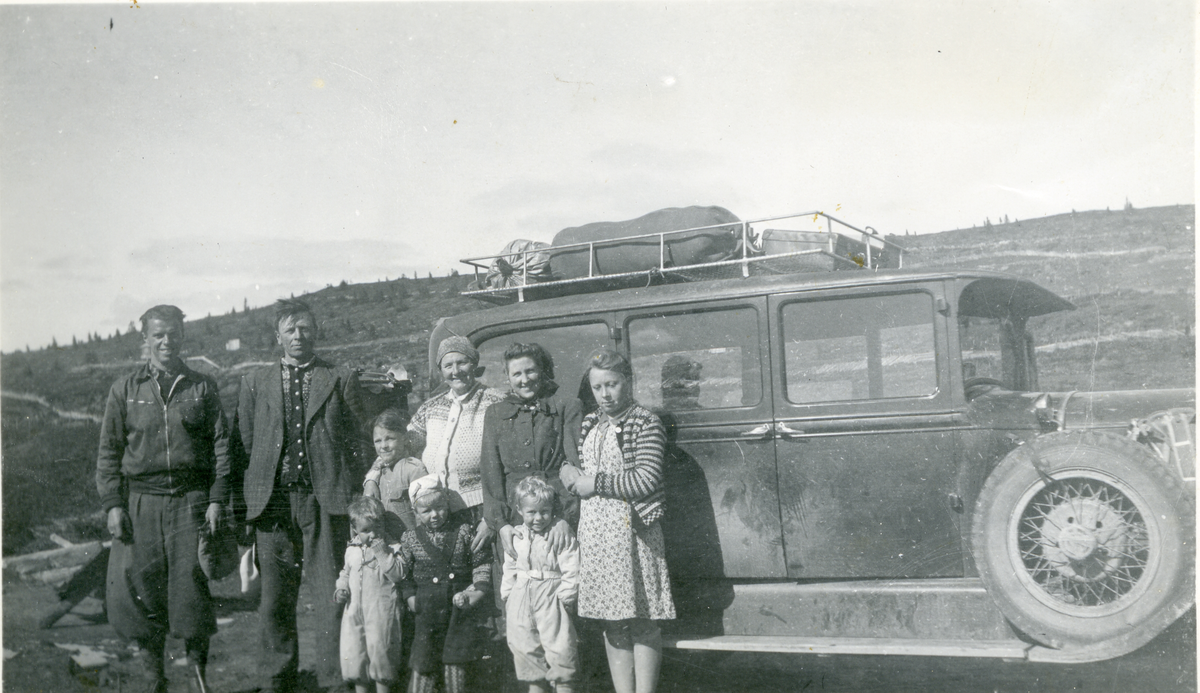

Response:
(1, 205), (1193, 553)
(892, 205), (1194, 391)
(2, 273), (485, 416)
(1, 273), (485, 553)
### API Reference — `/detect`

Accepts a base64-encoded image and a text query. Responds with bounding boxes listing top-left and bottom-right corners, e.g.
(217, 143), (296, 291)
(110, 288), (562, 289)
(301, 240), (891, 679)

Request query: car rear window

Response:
(476, 321), (613, 393)
(627, 306), (763, 411)
(781, 292), (937, 403)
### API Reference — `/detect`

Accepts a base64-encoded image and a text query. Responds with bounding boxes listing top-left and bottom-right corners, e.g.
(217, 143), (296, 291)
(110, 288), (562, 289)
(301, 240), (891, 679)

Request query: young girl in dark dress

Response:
(399, 477), (492, 693)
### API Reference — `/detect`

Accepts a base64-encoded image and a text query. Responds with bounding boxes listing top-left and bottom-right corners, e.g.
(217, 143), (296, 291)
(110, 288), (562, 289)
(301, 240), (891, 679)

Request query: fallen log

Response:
(3, 541), (108, 577)
(39, 546), (111, 629)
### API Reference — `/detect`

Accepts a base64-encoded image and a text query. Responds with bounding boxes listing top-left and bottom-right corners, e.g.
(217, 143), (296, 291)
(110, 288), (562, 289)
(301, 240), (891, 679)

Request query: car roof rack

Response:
(459, 211), (906, 304)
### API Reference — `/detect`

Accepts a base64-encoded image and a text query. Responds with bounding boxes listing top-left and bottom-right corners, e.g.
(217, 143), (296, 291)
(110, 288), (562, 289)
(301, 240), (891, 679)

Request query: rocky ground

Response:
(4, 564), (1195, 693)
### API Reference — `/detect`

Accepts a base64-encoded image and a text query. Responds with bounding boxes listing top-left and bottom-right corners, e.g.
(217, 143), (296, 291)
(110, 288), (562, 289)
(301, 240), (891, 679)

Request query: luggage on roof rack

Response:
(548, 206), (744, 279)
(461, 208), (904, 304)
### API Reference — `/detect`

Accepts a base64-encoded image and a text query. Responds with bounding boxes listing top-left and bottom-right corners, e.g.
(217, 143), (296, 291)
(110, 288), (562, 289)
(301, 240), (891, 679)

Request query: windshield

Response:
(958, 315), (1034, 392)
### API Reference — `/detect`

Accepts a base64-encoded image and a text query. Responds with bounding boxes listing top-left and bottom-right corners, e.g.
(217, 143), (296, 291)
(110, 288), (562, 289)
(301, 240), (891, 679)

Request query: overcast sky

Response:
(1, 1), (1193, 352)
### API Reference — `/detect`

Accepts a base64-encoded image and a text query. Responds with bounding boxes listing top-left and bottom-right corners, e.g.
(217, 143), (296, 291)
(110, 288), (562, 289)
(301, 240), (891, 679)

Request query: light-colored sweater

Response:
(409, 385), (505, 508)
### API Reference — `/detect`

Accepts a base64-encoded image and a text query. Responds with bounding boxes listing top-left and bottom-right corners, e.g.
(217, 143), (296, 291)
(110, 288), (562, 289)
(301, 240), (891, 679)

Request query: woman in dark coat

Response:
(480, 342), (582, 557)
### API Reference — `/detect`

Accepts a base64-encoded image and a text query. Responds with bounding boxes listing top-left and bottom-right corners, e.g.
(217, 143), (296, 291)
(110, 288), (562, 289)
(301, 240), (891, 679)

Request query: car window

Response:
(476, 322), (612, 393)
(958, 316), (1010, 387)
(627, 306), (763, 411)
(781, 292), (937, 403)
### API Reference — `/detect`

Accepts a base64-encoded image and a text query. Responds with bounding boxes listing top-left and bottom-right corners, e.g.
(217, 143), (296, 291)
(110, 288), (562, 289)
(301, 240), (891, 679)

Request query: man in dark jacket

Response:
(96, 304), (230, 693)
(237, 298), (367, 693)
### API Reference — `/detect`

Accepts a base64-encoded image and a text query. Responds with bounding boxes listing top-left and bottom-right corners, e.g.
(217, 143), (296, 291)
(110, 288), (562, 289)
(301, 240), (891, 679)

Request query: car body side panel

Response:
(769, 283), (968, 578)
(775, 423), (966, 577)
(620, 297), (788, 580)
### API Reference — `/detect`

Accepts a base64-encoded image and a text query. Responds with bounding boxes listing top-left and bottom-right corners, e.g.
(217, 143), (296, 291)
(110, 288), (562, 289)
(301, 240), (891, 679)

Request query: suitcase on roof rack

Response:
(760, 229), (900, 270)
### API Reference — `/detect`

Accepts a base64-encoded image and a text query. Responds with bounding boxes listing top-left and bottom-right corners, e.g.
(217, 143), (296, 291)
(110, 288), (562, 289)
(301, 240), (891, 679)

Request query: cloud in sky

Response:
(1, 0), (1193, 351)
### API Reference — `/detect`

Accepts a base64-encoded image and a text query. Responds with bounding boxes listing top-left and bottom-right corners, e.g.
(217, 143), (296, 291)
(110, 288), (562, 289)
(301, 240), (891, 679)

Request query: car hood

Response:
(968, 387), (1195, 432)
(1052, 388), (1195, 432)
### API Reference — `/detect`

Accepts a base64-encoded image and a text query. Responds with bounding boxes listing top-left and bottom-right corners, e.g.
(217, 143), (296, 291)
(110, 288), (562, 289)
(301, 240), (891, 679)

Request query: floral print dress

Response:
(576, 415), (675, 621)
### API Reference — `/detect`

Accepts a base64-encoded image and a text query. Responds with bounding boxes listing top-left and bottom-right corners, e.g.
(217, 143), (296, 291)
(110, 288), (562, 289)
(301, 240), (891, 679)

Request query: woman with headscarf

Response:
(406, 336), (506, 552)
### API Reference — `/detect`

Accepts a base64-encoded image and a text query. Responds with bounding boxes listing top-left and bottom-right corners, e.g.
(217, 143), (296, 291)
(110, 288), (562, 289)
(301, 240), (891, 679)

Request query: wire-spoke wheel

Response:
(973, 431), (1194, 660)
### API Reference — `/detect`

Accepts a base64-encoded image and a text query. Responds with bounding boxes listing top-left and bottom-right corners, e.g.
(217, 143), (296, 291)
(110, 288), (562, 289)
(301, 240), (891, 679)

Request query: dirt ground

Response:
(3, 567), (1195, 693)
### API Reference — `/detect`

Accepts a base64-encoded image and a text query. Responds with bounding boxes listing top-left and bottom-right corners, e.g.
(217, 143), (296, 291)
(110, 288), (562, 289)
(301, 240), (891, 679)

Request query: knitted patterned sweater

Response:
(398, 517), (492, 599)
(408, 384), (505, 508)
(578, 403), (667, 527)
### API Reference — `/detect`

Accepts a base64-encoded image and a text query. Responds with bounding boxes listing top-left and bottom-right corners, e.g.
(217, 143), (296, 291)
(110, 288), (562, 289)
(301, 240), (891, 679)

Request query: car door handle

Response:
(775, 422), (805, 438)
(742, 424), (774, 439)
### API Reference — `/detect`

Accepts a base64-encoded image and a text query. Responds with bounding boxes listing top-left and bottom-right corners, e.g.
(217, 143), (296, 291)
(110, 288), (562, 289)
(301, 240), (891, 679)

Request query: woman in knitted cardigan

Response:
(560, 349), (675, 693)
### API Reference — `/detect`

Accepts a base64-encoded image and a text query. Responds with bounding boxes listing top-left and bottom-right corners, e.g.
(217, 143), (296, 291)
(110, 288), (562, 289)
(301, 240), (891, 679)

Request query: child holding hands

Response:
(400, 476), (492, 693)
(502, 477), (580, 693)
(336, 495), (408, 693)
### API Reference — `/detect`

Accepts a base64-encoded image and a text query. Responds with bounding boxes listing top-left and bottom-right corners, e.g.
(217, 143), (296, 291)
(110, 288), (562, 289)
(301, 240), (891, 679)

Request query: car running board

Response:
(664, 635), (1035, 660)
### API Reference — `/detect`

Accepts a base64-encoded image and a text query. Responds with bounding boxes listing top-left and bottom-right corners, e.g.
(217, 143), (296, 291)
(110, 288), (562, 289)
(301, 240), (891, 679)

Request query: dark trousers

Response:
(254, 486), (349, 691)
(106, 490), (216, 644)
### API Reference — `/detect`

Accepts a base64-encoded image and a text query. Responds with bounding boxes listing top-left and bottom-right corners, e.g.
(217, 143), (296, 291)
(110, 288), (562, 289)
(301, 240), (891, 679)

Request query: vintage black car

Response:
(434, 212), (1195, 663)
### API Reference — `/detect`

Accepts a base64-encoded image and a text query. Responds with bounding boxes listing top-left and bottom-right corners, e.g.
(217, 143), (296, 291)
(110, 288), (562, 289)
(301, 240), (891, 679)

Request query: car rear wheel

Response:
(972, 430), (1194, 659)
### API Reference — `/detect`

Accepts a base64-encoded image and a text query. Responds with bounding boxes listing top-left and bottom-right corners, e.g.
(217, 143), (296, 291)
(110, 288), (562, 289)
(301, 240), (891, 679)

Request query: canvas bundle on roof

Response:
(462, 205), (904, 303)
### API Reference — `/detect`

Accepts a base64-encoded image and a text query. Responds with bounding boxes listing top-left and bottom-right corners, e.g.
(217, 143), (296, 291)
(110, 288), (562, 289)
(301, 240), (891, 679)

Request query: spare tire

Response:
(972, 430), (1195, 659)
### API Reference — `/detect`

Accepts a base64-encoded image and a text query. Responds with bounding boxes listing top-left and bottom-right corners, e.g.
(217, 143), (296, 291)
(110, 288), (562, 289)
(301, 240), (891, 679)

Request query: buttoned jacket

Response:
(480, 384), (582, 530)
(237, 356), (367, 520)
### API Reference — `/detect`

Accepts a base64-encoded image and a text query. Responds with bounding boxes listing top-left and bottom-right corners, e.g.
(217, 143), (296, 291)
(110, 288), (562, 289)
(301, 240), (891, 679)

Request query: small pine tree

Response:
(51, 337), (59, 349)
(72, 335), (78, 347)
(1124, 198), (1134, 212)
(128, 321), (137, 335)
(427, 272), (433, 280)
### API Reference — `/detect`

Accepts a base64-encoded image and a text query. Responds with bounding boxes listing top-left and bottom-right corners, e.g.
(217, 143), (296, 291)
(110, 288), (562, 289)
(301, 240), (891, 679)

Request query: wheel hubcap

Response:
(1016, 476), (1151, 609)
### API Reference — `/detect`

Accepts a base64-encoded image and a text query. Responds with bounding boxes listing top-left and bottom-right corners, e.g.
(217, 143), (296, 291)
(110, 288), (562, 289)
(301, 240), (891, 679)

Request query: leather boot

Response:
(186, 638), (210, 693)
(137, 634), (168, 693)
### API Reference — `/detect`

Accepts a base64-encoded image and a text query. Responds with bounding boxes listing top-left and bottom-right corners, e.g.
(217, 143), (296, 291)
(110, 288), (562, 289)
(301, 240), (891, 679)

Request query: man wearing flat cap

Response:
(237, 298), (368, 693)
(408, 336), (505, 554)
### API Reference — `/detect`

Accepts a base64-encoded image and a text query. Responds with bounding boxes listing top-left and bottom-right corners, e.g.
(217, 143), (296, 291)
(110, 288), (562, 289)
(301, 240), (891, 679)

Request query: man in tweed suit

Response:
(237, 298), (368, 692)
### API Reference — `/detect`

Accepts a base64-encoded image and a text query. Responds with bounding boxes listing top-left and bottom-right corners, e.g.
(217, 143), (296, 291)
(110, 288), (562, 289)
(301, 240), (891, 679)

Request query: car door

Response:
(621, 297), (786, 579)
(768, 284), (969, 578)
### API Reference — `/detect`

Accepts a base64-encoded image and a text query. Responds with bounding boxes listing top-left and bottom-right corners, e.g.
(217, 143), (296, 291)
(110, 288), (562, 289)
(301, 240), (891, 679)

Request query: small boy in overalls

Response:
(501, 476), (580, 693)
